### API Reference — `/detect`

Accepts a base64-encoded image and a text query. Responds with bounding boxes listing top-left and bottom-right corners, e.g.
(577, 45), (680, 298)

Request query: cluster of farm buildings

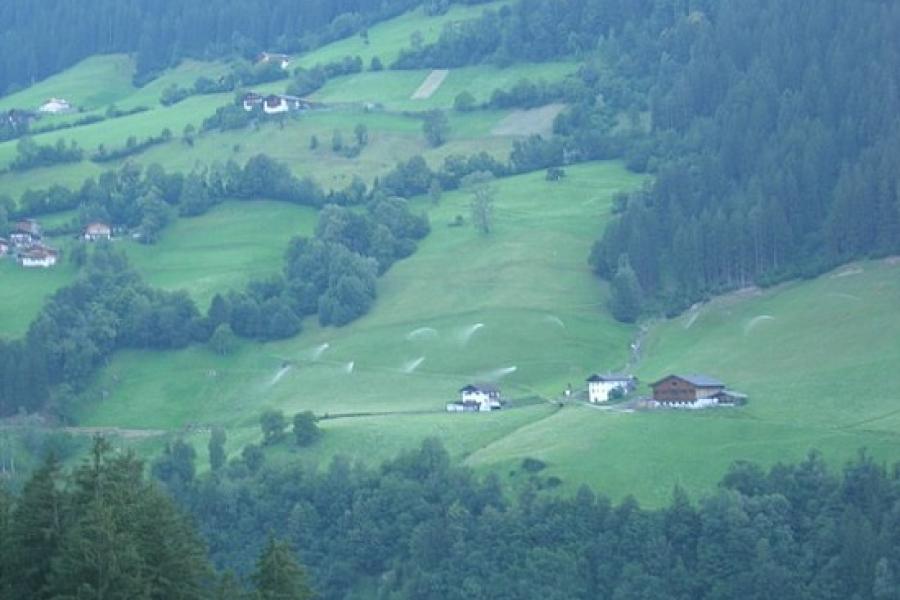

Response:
(1, 218), (112, 268)
(448, 374), (746, 413)
(241, 92), (317, 115)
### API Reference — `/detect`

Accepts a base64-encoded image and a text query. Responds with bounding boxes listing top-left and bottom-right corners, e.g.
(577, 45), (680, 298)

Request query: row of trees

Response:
(1, 437), (315, 598)
(209, 192), (429, 342)
(2, 153), (431, 416)
(158, 433), (900, 600)
(0, 247), (201, 418)
(9, 137), (84, 172)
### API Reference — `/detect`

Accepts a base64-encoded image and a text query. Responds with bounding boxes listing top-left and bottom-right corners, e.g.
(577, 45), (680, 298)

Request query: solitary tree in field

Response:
(208, 427), (226, 472)
(260, 410), (287, 445)
(209, 323), (238, 356)
(354, 123), (369, 147)
(423, 110), (449, 147)
(464, 172), (496, 235)
(454, 91), (476, 112)
(293, 411), (322, 447)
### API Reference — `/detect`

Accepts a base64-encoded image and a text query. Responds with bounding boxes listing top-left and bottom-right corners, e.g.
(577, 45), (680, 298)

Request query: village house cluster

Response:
(2, 219), (59, 268)
(241, 92), (316, 115)
(1, 218), (113, 269)
(445, 371), (746, 415)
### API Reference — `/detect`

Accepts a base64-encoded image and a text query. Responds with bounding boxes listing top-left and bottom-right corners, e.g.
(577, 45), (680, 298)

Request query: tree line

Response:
(0, 0), (436, 95)
(0, 157), (430, 418)
(0, 437), (316, 599)
(143, 432), (900, 600)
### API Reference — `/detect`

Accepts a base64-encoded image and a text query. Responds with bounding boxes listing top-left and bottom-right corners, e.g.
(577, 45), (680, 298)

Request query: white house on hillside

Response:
(586, 374), (637, 403)
(83, 222), (112, 241)
(39, 98), (72, 113)
(257, 52), (291, 70)
(447, 384), (502, 412)
(18, 246), (58, 268)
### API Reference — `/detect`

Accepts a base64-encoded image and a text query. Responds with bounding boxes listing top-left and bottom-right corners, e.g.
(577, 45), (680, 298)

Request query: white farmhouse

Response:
(83, 222), (112, 241)
(586, 374), (637, 403)
(257, 52), (291, 70)
(39, 98), (72, 114)
(18, 246), (59, 268)
(263, 95), (289, 114)
(447, 384), (502, 412)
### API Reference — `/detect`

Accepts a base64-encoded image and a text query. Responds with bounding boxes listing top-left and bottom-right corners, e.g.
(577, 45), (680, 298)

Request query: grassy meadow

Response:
(311, 61), (579, 111)
(4, 3), (899, 509)
(122, 200), (318, 309)
(74, 161), (642, 467)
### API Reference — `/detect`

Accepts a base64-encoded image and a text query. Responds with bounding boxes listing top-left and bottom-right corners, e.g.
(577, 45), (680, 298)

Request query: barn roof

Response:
(460, 383), (500, 394)
(586, 373), (635, 383)
(651, 374), (725, 388)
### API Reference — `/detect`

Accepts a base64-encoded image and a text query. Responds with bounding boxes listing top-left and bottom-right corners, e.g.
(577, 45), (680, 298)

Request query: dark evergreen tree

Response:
(252, 537), (315, 600)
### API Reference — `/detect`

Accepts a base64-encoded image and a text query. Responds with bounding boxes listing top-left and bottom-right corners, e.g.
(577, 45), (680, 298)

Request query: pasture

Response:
(75, 161), (643, 469)
(310, 61), (579, 111)
(0, 256), (77, 338)
(469, 257), (900, 506)
(122, 200), (318, 309)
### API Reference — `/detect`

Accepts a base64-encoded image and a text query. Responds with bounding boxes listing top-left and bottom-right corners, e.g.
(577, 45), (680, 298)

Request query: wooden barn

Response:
(650, 374), (725, 404)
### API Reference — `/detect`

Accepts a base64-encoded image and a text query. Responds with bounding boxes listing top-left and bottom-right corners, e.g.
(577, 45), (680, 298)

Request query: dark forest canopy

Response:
(8, 438), (900, 599)
(0, 0), (492, 93)
(586, 0), (900, 316)
(145, 437), (900, 600)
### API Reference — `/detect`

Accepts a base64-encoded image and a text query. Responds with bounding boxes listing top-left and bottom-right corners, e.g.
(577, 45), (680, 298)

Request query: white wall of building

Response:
(588, 380), (628, 403)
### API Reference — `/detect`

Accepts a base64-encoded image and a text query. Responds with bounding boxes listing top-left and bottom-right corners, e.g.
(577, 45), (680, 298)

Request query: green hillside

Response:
(310, 61), (579, 111)
(74, 161), (641, 461)
(467, 258), (900, 505)
(2, 0), (898, 512)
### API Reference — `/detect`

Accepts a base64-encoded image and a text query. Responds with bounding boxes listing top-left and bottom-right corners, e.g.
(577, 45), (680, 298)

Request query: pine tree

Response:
(0, 485), (13, 597)
(251, 537), (315, 600)
(609, 255), (643, 323)
(7, 454), (63, 599)
(209, 427), (227, 472)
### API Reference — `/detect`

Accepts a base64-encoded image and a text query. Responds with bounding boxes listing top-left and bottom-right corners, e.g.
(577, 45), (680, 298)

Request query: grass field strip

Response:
(411, 69), (449, 100)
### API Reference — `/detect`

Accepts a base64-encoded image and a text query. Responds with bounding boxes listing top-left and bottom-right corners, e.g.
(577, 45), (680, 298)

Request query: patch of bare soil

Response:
(491, 103), (566, 137)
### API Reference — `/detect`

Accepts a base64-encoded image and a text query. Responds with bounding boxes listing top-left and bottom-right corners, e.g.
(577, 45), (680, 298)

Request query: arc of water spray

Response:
(406, 327), (438, 341)
(459, 323), (484, 345)
(312, 343), (330, 360)
(402, 357), (426, 374)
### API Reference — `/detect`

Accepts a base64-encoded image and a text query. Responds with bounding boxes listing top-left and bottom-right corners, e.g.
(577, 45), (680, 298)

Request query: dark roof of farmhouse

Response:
(651, 374), (725, 388)
(586, 374), (635, 382)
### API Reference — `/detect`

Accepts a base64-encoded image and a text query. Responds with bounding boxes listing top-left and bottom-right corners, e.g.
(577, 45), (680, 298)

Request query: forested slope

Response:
(590, 0), (900, 315)
(0, 0), (492, 93)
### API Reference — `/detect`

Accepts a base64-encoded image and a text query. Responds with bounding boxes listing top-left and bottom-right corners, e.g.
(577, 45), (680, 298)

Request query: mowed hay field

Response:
(0, 257), (78, 338)
(122, 200), (318, 309)
(310, 61), (580, 111)
(467, 258), (900, 505)
(75, 162), (642, 464)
